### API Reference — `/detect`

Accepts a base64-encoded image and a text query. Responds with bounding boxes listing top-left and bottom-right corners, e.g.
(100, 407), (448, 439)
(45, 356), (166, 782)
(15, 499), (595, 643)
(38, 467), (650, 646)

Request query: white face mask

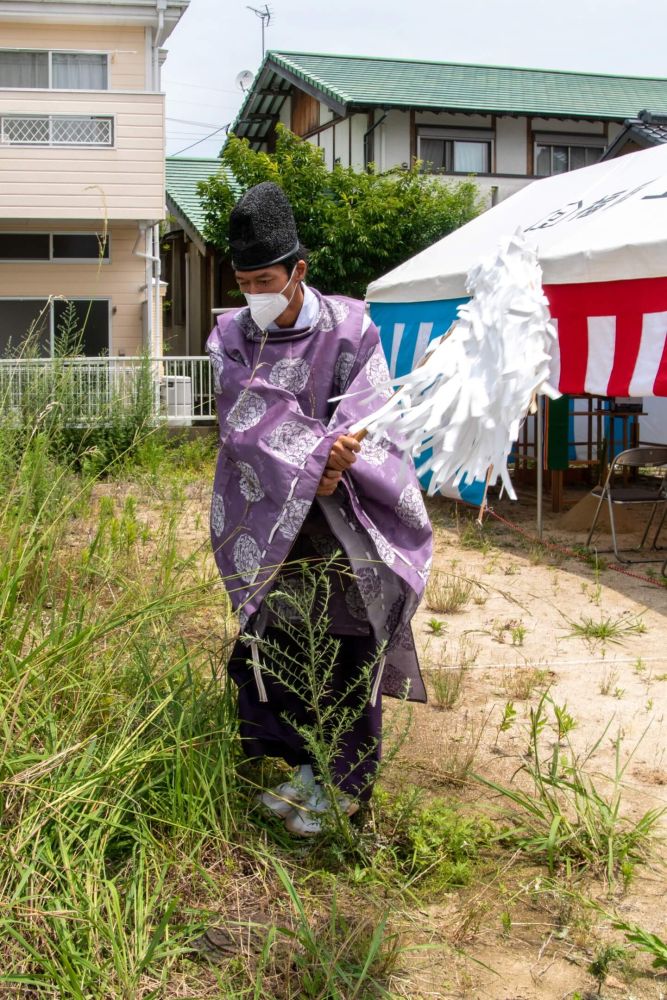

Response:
(244, 267), (299, 330)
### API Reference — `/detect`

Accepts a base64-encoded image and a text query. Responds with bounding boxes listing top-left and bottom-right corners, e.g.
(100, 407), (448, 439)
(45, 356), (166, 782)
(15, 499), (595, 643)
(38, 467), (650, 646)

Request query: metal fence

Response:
(0, 114), (114, 146)
(0, 356), (216, 425)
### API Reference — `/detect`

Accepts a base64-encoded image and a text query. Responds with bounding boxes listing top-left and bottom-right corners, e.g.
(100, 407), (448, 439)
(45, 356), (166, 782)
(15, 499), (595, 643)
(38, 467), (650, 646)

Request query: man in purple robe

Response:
(207, 182), (432, 836)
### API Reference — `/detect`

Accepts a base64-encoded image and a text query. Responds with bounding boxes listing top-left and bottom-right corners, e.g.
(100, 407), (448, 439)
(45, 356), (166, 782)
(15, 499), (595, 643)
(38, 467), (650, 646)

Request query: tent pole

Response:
(536, 394), (543, 539)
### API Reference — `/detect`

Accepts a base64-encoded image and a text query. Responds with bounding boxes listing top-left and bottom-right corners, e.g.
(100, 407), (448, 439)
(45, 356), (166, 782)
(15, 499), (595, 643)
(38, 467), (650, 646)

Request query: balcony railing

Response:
(0, 356), (216, 425)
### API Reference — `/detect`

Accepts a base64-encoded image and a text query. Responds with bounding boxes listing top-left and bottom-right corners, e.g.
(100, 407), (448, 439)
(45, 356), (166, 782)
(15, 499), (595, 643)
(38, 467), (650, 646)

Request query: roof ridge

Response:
(268, 49), (667, 84)
(271, 51), (353, 103)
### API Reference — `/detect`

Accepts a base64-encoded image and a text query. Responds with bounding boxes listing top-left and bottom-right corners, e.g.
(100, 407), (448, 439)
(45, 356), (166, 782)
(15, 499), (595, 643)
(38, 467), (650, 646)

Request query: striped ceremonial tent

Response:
(367, 143), (667, 502)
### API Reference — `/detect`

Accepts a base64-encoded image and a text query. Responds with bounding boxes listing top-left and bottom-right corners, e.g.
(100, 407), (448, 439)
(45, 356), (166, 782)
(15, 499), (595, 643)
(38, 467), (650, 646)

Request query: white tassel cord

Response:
(352, 231), (561, 499)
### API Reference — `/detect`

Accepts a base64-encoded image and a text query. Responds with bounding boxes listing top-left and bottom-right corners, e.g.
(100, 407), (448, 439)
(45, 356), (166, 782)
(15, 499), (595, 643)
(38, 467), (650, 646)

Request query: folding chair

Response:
(585, 446), (667, 563)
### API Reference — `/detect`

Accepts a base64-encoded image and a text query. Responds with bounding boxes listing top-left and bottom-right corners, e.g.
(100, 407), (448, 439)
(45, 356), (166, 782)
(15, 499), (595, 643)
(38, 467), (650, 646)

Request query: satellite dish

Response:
(235, 70), (254, 93)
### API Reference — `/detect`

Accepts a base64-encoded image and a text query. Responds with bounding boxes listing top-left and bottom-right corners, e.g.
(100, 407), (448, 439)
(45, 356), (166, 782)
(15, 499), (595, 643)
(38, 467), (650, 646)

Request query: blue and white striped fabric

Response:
(369, 298), (486, 506)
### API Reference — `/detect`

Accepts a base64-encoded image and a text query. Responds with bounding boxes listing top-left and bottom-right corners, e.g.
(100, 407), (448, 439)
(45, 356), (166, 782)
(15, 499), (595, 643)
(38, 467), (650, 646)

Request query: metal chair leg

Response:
(585, 489), (607, 548)
(652, 505), (667, 550)
(639, 502), (658, 549)
(607, 491), (627, 562)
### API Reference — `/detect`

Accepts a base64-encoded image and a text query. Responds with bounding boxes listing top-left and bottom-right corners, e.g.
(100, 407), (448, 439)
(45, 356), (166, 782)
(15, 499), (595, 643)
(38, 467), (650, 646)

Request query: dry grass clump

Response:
(426, 571), (481, 614)
(501, 666), (551, 700)
(430, 665), (466, 710)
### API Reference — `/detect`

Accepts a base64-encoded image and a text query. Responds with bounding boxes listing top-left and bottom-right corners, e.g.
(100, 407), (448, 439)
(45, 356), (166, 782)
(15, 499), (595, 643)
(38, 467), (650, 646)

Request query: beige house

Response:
(0, 0), (188, 357)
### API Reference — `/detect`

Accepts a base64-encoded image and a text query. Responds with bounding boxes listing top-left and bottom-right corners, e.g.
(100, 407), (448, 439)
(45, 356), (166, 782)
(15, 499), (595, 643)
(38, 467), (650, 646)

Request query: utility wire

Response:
(170, 122), (230, 156)
(167, 116), (225, 128)
(164, 78), (245, 96)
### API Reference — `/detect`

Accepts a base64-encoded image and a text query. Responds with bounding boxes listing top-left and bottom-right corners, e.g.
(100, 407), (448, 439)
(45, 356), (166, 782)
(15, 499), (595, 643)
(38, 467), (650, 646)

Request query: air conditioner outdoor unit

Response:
(161, 374), (192, 426)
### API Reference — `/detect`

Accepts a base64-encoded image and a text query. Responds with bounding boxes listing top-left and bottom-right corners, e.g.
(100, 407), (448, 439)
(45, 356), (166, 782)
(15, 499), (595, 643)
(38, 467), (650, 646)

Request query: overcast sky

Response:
(162, 0), (667, 159)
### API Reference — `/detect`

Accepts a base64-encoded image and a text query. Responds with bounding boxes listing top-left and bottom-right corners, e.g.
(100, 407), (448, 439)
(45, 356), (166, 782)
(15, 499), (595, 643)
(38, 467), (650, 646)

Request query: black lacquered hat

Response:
(229, 181), (300, 271)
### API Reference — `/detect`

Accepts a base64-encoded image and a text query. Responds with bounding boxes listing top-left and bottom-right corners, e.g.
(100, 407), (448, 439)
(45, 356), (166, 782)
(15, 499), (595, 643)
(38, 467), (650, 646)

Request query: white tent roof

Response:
(366, 143), (667, 304)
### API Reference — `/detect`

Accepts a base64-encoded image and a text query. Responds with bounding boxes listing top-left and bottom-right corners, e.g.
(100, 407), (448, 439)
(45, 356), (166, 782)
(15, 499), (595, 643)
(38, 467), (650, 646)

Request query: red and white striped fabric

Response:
(546, 277), (667, 397)
(367, 145), (667, 405)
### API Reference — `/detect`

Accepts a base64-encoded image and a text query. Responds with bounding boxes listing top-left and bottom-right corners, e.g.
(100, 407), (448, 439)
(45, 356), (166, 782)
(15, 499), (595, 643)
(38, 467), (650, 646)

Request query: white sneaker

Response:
(257, 766), (318, 819)
(284, 789), (359, 837)
(258, 781), (308, 818)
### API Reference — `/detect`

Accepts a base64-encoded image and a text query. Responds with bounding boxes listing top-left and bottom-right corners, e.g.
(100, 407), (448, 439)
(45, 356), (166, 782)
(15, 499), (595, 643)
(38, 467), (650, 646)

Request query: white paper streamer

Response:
(352, 231), (561, 499)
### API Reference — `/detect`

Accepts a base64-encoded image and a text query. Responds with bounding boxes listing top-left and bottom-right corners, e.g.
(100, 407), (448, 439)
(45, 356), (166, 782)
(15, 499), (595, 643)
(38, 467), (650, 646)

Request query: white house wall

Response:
(278, 95), (291, 127)
(377, 109), (409, 170)
(350, 113), (366, 169)
(607, 122), (623, 142)
(496, 115), (527, 174)
(300, 96), (624, 204)
(331, 117), (346, 167)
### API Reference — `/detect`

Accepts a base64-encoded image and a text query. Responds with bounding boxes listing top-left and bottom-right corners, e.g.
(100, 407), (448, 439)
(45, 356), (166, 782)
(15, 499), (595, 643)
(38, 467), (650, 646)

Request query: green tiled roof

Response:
(265, 51), (667, 120)
(165, 157), (239, 238)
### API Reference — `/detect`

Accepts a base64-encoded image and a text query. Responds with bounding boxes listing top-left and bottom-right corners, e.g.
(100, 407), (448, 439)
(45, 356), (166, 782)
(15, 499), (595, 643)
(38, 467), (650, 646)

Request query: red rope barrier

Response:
(483, 507), (666, 590)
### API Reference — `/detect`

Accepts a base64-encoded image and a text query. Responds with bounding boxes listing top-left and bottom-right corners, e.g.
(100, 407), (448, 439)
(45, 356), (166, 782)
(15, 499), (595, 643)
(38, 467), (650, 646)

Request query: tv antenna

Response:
(246, 4), (272, 60)
(235, 69), (255, 93)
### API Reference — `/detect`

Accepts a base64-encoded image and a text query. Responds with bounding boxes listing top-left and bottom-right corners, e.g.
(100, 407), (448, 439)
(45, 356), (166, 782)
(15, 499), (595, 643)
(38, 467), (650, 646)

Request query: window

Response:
(418, 128), (493, 174)
(0, 115), (113, 146)
(54, 299), (110, 355)
(52, 233), (109, 261)
(0, 298), (50, 356)
(0, 50), (108, 89)
(52, 53), (107, 89)
(0, 51), (48, 88)
(0, 233), (50, 260)
(0, 232), (109, 262)
(0, 298), (110, 357)
(534, 135), (604, 176)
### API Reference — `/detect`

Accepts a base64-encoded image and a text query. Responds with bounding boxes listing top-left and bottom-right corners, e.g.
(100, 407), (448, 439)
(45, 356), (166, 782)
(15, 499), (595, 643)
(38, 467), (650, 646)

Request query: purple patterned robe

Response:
(207, 287), (432, 703)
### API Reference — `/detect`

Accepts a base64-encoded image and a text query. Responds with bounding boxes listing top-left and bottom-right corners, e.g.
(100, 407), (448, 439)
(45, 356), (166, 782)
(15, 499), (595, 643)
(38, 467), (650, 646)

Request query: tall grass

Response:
(0, 354), (410, 996)
(0, 414), (251, 993)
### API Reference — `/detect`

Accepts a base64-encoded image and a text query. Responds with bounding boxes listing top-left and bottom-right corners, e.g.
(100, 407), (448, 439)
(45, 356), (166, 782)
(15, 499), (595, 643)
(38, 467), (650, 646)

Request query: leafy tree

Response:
(198, 125), (483, 298)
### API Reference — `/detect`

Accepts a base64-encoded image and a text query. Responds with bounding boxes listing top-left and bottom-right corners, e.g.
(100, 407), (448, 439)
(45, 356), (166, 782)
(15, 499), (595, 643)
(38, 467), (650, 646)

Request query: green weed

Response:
(475, 693), (664, 881)
(374, 793), (495, 895)
(565, 612), (646, 648)
(426, 617), (446, 636)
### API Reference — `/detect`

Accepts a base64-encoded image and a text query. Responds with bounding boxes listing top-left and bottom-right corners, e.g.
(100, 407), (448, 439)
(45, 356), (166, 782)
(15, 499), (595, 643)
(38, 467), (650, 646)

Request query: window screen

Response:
(0, 299), (50, 356)
(0, 233), (50, 260)
(54, 299), (109, 356)
(52, 233), (109, 260)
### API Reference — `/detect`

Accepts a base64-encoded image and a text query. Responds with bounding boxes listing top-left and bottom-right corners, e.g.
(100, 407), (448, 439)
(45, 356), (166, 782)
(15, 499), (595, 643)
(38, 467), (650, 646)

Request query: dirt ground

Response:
(168, 469), (667, 999)
(388, 482), (667, 999)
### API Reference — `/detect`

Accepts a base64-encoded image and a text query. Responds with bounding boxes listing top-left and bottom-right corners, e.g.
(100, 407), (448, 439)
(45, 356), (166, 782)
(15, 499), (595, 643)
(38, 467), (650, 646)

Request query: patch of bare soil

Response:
(386, 485), (667, 999)
(169, 474), (665, 999)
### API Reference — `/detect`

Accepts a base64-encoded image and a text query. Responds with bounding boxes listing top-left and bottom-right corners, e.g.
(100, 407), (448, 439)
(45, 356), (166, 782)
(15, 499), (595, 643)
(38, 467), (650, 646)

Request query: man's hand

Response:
(316, 468), (342, 496)
(327, 434), (361, 472)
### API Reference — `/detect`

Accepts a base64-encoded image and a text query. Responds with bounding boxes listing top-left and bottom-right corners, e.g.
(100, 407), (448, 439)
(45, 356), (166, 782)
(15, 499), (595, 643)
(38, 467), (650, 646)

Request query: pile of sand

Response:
(556, 491), (651, 534)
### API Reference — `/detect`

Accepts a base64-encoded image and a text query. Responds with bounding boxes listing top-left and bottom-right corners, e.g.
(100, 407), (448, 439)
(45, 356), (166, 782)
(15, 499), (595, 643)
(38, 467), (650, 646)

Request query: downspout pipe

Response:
(152, 0), (168, 91)
(146, 0), (168, 357)
(133, 223), (161, 356)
